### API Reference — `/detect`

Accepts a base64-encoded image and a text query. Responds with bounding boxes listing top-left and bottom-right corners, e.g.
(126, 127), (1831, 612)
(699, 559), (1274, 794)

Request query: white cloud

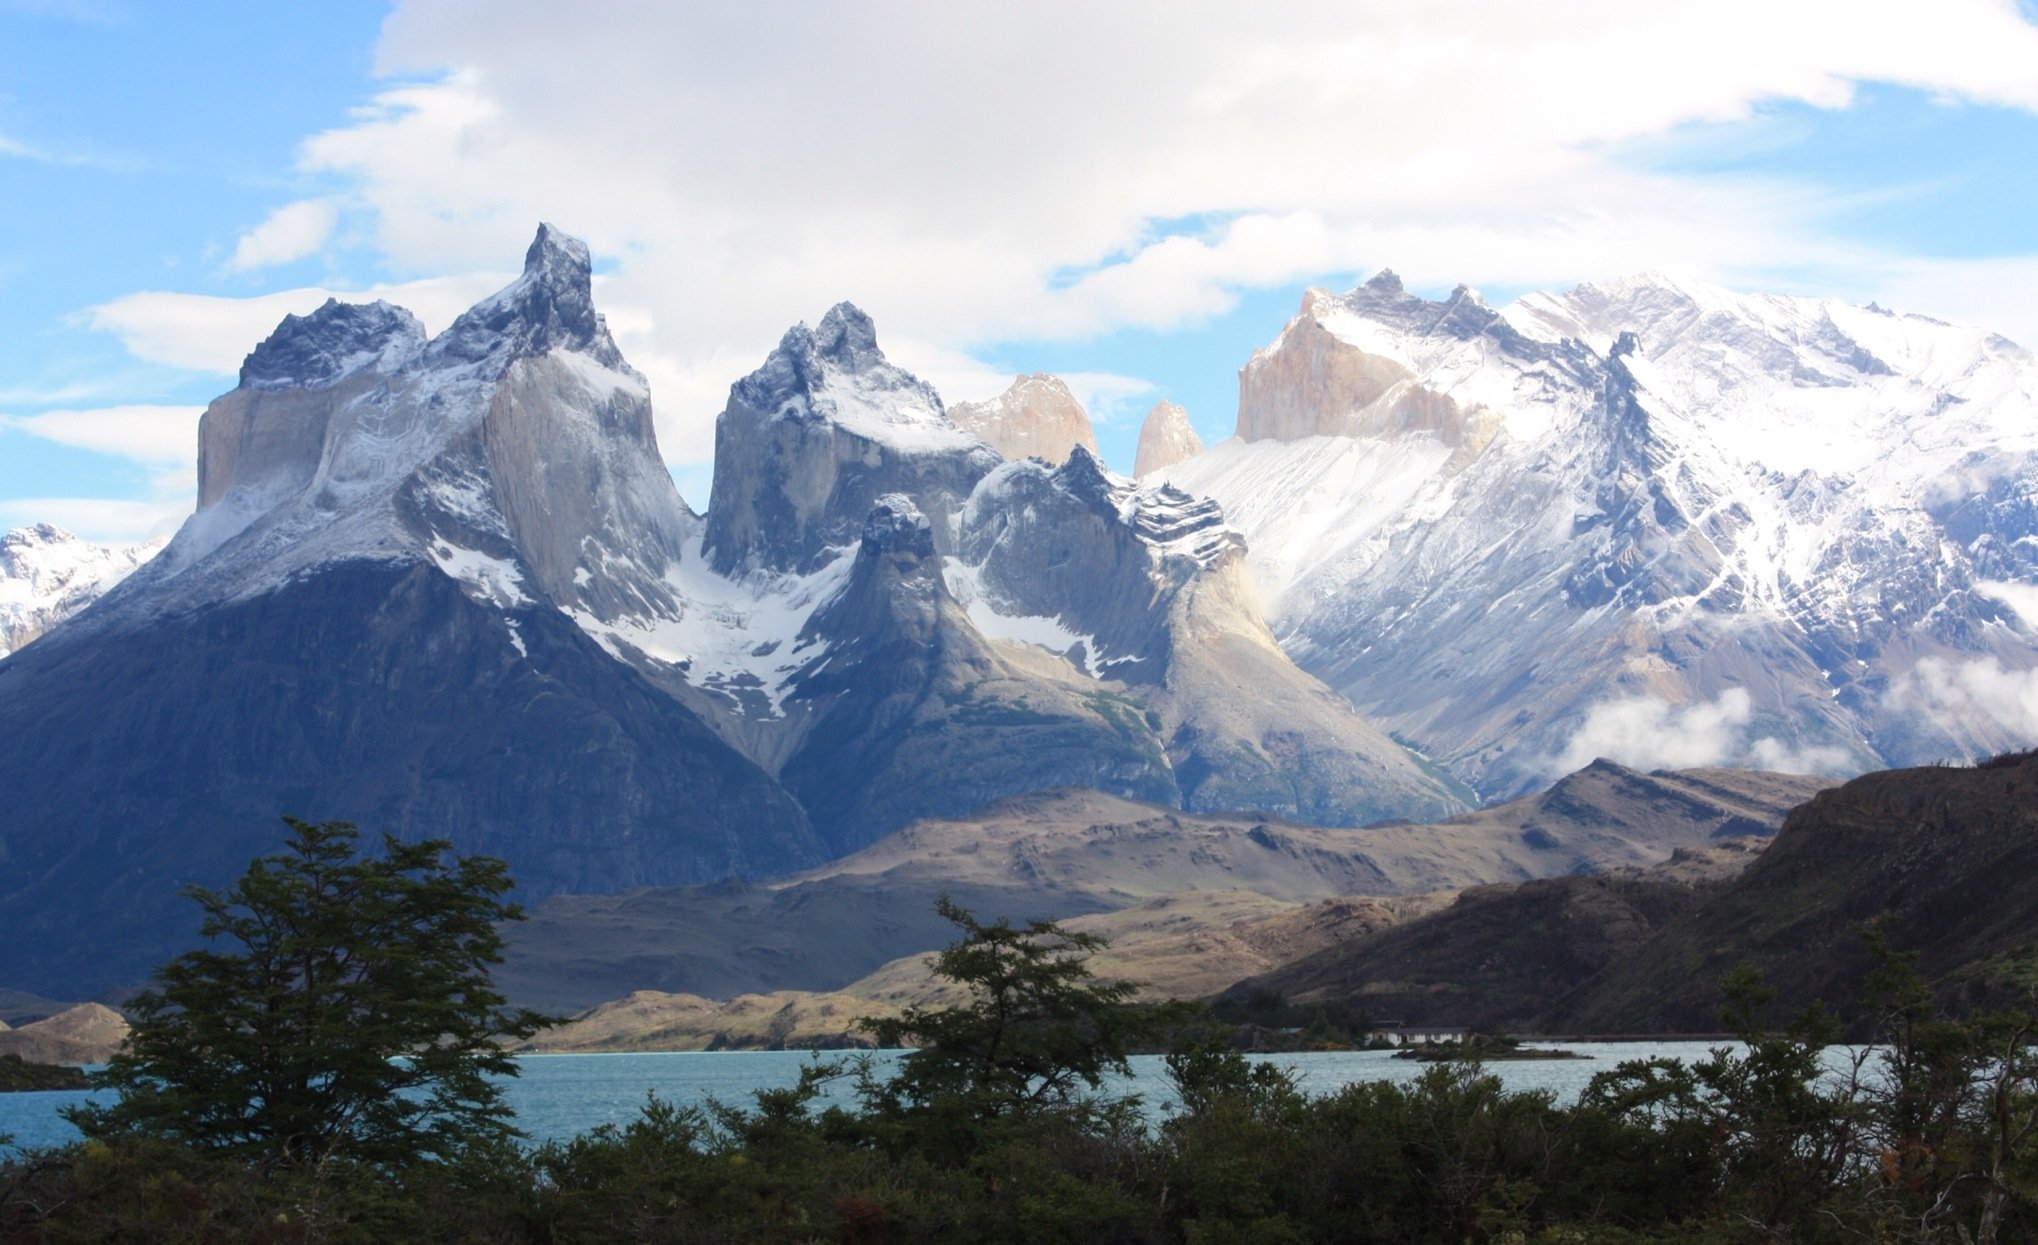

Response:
(0, 493), (190, 544)
(84, 271), (510, 374)
(1061, 372), (1161, 429)
(236, 0), (2038, 472)
(228, 199), (340, 271)
(63, 0), (2038, 480)
(1891, 655), (2038, 741)
(1551, 687), (1855, 777)
(1977, 580), (2038, 629)
(0, 131), (94, 167)
(0, 404), (203, 464)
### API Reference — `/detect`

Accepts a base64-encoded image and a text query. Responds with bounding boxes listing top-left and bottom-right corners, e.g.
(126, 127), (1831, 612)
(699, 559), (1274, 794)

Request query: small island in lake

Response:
(1391, 1034), (1586, 1062)
(0, 1053), (90, 1092)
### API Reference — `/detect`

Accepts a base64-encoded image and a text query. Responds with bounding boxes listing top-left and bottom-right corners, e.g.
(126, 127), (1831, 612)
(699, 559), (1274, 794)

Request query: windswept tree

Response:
(70, 818), (548, 1167)
(861, 897), (1147, 1121)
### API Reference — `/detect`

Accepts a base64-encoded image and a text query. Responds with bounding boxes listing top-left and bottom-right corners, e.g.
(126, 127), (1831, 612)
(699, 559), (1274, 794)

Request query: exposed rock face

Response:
(703, 303), (997, 576)
(621, 307), (1464, 848)
(1134, 400), (1202, 477)
(1172, 271), (2038, 798)
(1235, 276), (1503, 453)
(955, 448), (1459, 824)
(0, 226), (819, 1000)
(946, 372), (1100, 465)
(781, 492), (1180, 853)
(0, 525), (163, 657)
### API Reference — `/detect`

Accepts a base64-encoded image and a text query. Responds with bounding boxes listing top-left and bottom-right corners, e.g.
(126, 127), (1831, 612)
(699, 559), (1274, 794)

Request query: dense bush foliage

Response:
(4, 900), (2034, 1242)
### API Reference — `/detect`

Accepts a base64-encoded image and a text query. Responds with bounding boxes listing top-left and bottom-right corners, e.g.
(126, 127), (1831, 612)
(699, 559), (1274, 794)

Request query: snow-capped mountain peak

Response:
(428, 221), (628, 374)
(728, 301), (970, 457)
(82, 224), (689, 632)
(0, 524), (165, 657)
(1169, 269), (2038, 797)
(238, 299), (424, 392)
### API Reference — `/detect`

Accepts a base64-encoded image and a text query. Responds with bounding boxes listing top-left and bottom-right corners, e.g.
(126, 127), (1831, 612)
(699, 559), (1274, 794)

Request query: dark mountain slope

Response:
(1551, 750), (2038, 1032)
(0, 561), (817, 999)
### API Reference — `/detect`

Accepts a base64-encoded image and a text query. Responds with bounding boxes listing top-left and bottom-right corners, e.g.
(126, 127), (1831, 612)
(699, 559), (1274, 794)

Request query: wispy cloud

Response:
(0, 493), (189, 544)
(227, 199), (341, 271)
(0, 404), (202, 464)
(0, 131), (99, 167)
(83, 271), (510, 374)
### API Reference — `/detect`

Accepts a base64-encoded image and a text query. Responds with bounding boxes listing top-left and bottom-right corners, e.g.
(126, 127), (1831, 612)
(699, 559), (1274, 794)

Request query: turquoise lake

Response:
(1, 1042), (1737, 1155)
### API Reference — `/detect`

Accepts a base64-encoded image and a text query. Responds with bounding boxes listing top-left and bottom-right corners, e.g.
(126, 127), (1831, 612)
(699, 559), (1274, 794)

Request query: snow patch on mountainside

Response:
(941, 557), (1104, 676)
(428, 543), (531, 608)
(569, 536), (855, 717)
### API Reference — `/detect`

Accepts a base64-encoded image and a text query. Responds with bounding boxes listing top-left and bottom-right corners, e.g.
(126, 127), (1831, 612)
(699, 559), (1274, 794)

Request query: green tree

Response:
(69, 818), (548, 1168)
(860, 898), (1147, 1121)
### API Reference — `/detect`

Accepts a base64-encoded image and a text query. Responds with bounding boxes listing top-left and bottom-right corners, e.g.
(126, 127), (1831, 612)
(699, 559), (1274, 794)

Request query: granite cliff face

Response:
(573, 302), (1465, 850)
(702, 304), (997, 576)
(946, 372), (1099, 465)
(1170, 272), (2038, 797)
(1133, 399), (1202, 477)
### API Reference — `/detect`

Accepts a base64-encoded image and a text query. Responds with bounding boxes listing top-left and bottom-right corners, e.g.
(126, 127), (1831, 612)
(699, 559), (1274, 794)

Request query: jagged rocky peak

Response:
(954, 446), (1246, 675)
(430, 222), (627, 373)
(946, 372), (1100, 465)
(704, 301), (998, 576)
(1056, 445), (1241, 566)
(1236, 272), (1519, 448)
(239, 299), (425, 390)
(1134, 399), (1202, 477)
(726, 301), (957, 445)
(811, 301), (887, 372)
(142, 223), (693, 631)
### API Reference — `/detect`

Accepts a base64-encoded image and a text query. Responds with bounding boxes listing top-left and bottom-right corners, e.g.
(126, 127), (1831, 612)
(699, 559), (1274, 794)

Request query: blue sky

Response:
(5, 0), (2038, 540)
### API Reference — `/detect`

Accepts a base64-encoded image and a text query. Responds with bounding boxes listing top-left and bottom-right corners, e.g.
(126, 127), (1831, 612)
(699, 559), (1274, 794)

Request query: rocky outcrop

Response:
(779, 494), (1180, 853)
(1134, 400), (1202, 477)
(946, 373), (1099, 465)
(1235, 276), (1504, 452)
(703, 304), (998, 576)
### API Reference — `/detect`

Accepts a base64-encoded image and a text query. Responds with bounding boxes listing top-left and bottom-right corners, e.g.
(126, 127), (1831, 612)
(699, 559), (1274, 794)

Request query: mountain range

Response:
(5, 227), (2036, 1007)
(1165, 272), (2038, 797)
(0, 227), (1453, 999)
